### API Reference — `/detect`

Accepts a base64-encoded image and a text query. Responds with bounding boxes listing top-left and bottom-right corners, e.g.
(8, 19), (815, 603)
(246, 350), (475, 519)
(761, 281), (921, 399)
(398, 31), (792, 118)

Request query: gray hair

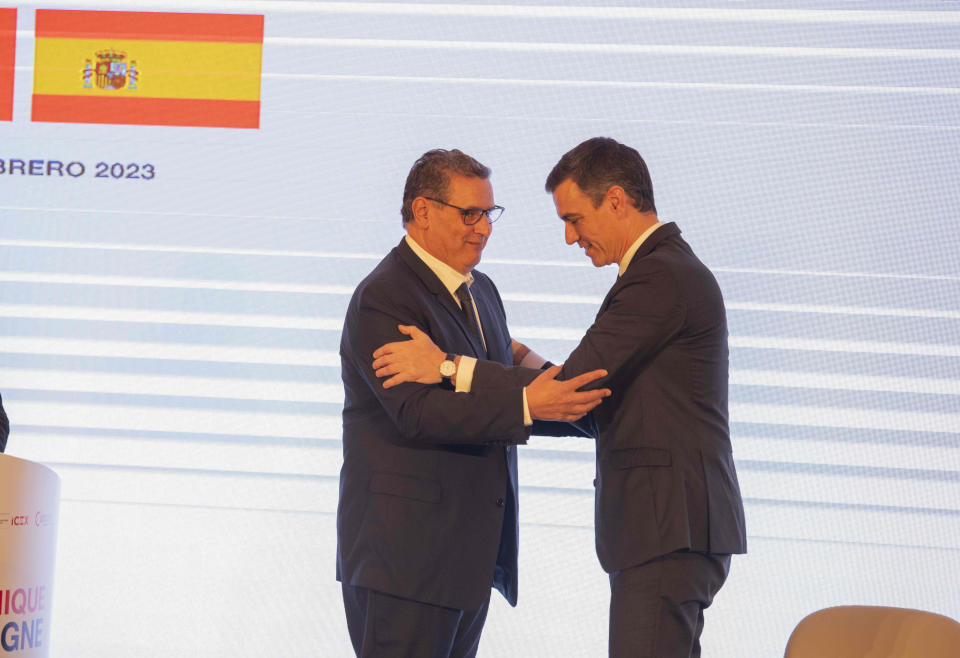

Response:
(401, 149), (491, 225)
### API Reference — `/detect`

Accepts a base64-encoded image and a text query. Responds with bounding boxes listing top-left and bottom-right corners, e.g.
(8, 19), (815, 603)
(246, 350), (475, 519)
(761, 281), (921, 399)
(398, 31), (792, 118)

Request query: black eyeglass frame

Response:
(423, 196), (504, 225)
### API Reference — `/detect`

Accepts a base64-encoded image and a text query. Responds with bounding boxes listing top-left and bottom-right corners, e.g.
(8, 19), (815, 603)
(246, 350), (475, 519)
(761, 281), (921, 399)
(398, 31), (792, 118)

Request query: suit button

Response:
(496, 497), (504, 507)
(593, 478), (598, 487)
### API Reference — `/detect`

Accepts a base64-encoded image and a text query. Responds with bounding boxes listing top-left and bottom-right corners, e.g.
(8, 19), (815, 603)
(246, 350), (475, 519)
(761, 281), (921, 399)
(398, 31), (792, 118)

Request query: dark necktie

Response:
(455, 282), (485, 350)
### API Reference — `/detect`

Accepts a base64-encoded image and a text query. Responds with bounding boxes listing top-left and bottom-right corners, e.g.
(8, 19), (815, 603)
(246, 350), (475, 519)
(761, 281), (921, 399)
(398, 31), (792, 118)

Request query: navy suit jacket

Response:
(474, 223), (747, 572)
(337, 238), (529, 610)
(0, 392), (8, 453)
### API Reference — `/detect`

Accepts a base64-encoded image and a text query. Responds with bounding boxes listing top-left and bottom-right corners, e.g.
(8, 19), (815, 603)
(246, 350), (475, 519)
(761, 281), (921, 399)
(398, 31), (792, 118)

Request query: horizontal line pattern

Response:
(11, 3), (960, 24)
(3, 252), (960, 549)
(2, 1), (959, 568)
(259, 37), (960, 61)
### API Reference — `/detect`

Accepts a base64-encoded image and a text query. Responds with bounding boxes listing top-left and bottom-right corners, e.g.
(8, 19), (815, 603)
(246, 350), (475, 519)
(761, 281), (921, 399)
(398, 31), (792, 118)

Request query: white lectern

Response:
(0, 455), (60, 657)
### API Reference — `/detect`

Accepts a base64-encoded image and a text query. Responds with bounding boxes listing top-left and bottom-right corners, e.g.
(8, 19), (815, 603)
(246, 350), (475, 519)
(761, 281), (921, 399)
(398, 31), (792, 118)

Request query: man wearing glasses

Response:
(337, 148), (609, 657)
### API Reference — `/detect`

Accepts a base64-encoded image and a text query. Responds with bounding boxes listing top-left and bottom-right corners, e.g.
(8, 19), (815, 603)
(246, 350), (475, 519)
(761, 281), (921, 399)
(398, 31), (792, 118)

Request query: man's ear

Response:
(411, 196), (430, 227)
(606, 185), (628, 215)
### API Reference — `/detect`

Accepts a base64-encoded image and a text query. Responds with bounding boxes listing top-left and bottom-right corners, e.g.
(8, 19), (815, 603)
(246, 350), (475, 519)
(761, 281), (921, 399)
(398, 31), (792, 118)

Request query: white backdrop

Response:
(2, 1), (959, 656)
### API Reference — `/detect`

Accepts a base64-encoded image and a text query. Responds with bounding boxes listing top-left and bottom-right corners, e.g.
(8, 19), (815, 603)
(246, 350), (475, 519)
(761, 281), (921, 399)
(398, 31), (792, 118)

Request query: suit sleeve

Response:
(342, 282), (530, 446)
(469, 262), (682, 394)
(470, 360), (597, 439)
(558, 263), (683, 387)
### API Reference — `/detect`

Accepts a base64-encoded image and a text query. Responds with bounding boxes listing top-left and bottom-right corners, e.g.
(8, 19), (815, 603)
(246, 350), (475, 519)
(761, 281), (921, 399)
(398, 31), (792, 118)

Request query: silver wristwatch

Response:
(439, 353), (457, 382)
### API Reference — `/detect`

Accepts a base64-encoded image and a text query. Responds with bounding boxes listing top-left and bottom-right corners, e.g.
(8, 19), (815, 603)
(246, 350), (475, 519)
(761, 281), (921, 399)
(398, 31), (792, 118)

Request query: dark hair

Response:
(401, 149), (491, 225)
(545, 137), (656, 213)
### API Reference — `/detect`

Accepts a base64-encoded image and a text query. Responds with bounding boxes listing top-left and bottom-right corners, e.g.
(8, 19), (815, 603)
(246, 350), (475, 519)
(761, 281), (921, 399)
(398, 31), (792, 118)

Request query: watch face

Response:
(440, 360), (456, 377)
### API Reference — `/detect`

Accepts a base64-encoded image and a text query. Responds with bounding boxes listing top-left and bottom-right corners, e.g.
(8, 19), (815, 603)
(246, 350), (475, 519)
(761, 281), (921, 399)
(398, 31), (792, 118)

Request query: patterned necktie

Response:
(455, 282), (484, 350)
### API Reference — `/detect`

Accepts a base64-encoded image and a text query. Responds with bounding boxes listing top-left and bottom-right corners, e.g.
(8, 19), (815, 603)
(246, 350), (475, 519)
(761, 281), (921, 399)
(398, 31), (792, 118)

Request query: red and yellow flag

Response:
(32, 10), (264, 128)
(0, 8), (15, 121)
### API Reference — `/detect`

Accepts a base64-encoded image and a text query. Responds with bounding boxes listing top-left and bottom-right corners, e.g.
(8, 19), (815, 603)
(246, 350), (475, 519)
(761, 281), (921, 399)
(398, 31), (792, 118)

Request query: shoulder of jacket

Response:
(471, 267), (490, 284)
(353, 251), (415, 299)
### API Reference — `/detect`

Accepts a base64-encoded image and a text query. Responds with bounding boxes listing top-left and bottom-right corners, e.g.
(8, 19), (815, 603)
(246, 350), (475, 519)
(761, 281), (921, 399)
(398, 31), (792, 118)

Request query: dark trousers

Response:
(342, 583), (491, 658)
(608, 551), (731, 658)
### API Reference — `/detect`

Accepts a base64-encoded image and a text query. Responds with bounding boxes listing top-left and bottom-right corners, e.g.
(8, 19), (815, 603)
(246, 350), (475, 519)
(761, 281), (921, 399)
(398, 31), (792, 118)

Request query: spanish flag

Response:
(32, 10), (263, 128)
(0, 8), (15, 121)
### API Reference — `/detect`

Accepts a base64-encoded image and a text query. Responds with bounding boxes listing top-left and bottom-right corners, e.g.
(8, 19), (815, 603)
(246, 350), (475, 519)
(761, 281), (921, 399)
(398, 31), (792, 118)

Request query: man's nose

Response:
(474, 215), (492, 236)
(564, 222), (578, 245)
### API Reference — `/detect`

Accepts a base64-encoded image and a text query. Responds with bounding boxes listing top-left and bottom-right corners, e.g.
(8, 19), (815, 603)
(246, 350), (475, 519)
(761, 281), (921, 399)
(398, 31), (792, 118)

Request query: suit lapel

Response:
(396, 239), (488, 358)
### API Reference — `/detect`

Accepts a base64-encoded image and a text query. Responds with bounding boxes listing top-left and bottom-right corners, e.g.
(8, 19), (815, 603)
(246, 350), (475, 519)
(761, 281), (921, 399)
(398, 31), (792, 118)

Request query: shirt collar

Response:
(405, 234), (473, 298)
(618, 221), (664, 277)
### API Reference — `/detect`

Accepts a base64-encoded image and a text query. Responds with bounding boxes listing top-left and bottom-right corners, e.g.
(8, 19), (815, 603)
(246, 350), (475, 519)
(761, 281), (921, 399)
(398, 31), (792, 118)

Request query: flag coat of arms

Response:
(0, 8), (15, 121)
(32, 10), (264, 128)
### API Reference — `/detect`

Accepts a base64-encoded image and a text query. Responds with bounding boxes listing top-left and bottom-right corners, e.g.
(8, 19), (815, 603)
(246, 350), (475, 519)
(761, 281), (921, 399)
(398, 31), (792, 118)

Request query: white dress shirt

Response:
(404, 234), (483, 391)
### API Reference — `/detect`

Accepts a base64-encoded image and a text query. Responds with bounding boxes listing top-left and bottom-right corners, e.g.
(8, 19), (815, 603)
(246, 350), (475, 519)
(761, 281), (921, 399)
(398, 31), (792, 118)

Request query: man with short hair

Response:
(337, 148), (609, 657)
(373, 138), (747, 657)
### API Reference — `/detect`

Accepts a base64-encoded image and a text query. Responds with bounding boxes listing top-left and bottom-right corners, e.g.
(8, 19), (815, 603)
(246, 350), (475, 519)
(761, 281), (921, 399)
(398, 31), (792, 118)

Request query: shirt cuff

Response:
(522, 387), (533, 426)
(518, 349), (548, 369)
(455, 356), (477, 393)
(456, 354), (531, 425)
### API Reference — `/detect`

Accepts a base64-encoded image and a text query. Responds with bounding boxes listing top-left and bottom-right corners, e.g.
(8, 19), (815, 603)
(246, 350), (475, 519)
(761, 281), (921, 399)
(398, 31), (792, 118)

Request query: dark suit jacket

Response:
(0, 392), (8, 453)
(337, 238), (530, 611)
(474, 223), (747, 573)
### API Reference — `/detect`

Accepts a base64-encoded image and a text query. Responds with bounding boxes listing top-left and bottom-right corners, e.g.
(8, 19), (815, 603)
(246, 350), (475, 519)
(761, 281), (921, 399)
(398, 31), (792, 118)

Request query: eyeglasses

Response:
(424, 197), (504, 225)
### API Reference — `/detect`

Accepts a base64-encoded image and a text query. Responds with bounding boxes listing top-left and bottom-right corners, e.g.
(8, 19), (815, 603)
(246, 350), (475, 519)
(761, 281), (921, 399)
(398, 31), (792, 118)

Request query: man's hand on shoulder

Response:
(526, 366), (611, 421)
(372, 324), (445, 388)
